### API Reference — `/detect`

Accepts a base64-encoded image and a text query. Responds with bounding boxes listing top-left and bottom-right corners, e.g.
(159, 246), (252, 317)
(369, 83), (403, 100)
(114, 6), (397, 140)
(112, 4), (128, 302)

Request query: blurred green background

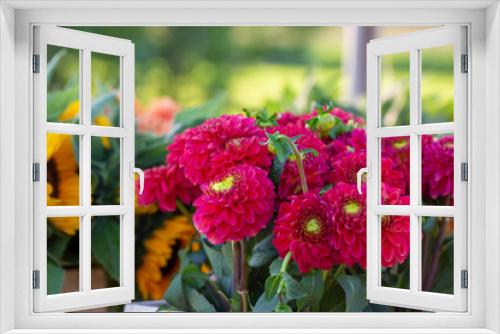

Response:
(62, 26), (454, 123)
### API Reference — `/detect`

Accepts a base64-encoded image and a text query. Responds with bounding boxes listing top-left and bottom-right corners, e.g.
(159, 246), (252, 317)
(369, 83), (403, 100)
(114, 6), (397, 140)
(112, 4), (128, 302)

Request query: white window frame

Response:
(366, 26), (468, 312)
(0, 1), (499, 333)
(32, 26), (136, 312)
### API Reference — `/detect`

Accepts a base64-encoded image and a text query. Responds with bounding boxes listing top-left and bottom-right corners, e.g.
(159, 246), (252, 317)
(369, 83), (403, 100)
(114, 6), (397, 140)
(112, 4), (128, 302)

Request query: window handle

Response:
(130, 162), (144, 195)
(357, 166), (369, 194)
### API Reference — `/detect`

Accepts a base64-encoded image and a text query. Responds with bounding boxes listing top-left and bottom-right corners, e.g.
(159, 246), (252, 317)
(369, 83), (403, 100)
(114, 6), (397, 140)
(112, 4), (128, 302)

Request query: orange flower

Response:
(136, 97), (181, 135)
(136, 216), (195, 300)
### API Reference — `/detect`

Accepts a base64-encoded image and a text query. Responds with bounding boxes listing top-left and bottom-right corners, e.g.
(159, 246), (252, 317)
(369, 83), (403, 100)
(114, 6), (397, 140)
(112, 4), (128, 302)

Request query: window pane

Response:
(380, 215), (410, 290)
(47, 217), (80, 295)
(421, 134), (454, 206)
(380, 52), (410, 127)
(91, 136), (121, 205)
(47, 134), (80, 206)
(421, 216), (454, 294)
(91, 52), (121, 127)
(91, 216), (121, 289)
(380, 136), (410, 204)
(421, 45), (454, 124)
(47, 45), (80, 124)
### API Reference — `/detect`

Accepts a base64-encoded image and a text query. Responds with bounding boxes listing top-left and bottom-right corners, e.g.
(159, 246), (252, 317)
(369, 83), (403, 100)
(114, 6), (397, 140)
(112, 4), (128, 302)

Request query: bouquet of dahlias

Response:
(138, 101), (455, 312)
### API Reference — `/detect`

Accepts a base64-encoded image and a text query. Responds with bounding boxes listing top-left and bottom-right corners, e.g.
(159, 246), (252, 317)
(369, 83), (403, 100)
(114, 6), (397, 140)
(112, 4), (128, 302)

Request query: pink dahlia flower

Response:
(173, 115), (272, 185)
(193, 164), (275, 244)
(422, 135), (454, 201)
(276, 112), (308, 128)
(137, 164), (200, 213)
(267, 125), (328, 199)
(326, 128), (366, 161)
(327, 147), (405, 192)
(380, 185), (410, 267)
(381, 136), (410, 184)
(324, 182), (367, 268)
(273, 192), (337, 273)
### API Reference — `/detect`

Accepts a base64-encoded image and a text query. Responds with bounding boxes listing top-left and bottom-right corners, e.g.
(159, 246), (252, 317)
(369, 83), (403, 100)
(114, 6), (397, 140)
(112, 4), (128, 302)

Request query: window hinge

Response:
(32, 270), (40, 289)
(461, 270), (468, 289)
(32, 163), (40, 182)
(32, 55), (40, 73)
(461, 54), (468, 73)
(461, 162), (468, 182)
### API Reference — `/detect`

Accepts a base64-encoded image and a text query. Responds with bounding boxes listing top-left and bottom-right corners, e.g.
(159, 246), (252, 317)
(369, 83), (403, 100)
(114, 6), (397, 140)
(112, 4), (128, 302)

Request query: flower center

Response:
(210, 175), (235, 193)
(344, 201), (360, 215)
(305, 218), (321, 234)
(393, 139), (408, 149)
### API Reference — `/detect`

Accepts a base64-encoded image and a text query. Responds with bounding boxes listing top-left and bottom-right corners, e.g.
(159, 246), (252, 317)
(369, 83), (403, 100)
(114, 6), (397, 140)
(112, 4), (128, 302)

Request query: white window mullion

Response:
(121, 46), (135, 296)
(80, 48), (92, 294)
(409, 47), (421, 293)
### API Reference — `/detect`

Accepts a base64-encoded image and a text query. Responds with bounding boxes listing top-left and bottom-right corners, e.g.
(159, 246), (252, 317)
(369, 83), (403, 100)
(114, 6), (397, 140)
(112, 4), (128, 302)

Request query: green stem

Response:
(231, 241), (242, 297)
(176, 199), (192, 219)
(281, 136), (308, 194)
(277, 251), (293, 299)
(333, 264), (345, 279)
(238, 239), (250, 312)
(280, 251), (292, 274)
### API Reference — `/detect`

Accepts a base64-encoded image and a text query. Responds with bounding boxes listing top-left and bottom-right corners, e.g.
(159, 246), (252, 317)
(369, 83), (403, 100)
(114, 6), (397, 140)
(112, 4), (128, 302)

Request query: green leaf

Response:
(202, 240), (233, 296)
(269, 257), (283, 275)
(264, 274), (282, 301)
(164, 273), (189, 311)
(297, 270), (325, 311)
(337, 274), (368, 312)
(91, 91), (118, 120)
(269, 155), (286, 188)
(274, 303), (293, 312)
(167, 94), (226, 141)
(47, 48), (67, 83)
(47, 260), (64, 295)
(253, 293), (279, 312)
(185, 287), (216, 312)
(47, 233), (70, 260)
(249, 235), (278, 268)
(182, 264), (208, 289)
(282, 273), (307, 300)
(135, 132), (168, 169)
(91, 217), (120, 281)
(47, 86), (79, 122)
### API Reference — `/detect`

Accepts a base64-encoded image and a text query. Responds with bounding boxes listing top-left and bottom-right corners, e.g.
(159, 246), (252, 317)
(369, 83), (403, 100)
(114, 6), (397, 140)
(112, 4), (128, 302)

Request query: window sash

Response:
(32, 26), (135, 313)
(366, 25), (468, 312)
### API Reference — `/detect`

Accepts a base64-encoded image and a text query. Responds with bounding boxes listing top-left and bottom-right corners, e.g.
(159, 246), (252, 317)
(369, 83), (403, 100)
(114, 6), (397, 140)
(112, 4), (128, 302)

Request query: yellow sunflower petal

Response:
(136, 215), (196, 300)
(59, 100), (80, 122)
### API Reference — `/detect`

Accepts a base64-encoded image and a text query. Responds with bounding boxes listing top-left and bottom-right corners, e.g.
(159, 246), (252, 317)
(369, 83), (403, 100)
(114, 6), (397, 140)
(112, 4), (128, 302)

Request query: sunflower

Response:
(46, 133), (80, 235)
(136, 215), (196, 300)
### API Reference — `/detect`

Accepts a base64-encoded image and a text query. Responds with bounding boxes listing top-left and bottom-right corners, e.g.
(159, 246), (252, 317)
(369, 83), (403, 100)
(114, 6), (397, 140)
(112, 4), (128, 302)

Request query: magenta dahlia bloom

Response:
(327, 148), (405, 192)
(276, 112), (308, 128)
(193, 164), (275, 244)
(380, 185), (410, 267)
(267, 125), (329, 199)
(173, 115), (272, 185)
(422, 135), (454, 201)
(137, 164), (200, 212)
(324, 182), (367, 268)
(273, 192), (337, 273)
(326, 128), (366, 162)
(381, 136), (410, 184)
